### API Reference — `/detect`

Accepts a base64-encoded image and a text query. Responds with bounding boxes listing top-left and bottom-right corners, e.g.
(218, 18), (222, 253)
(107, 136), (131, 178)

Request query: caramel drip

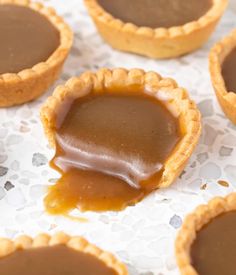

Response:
(45, 92), (181, 214)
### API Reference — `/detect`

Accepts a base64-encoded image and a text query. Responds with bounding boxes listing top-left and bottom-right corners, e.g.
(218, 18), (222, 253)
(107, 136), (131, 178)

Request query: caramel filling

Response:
(45, 92), (181, 214)
(191, 211), (236, 275)
(0, 4), (60, 75)
(222, 47), (236, 94)
(97, 0), (212, 28)
(0, 245), (118, 275)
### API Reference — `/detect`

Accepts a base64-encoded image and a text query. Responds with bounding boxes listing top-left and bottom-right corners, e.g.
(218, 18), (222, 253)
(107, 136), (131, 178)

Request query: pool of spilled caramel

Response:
(45, 91), (181, 214)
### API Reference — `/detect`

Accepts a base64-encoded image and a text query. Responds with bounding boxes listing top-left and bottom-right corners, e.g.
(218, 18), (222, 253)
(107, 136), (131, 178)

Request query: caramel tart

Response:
(0, 232), (127, 275)
(176, 193), (236, 275)
(41, 68), (201, 214)
(0, 0), (73, 107)
(84, 0), (227, 59)
(209, 29), (236, 124)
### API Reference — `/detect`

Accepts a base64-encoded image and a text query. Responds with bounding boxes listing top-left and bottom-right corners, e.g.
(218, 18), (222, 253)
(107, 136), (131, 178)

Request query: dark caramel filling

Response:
(97, 0), (212, 28)
(45, 92), (181, 214)
(0, 4), (60, 74)
(191, 211), (236, 275)
(0, 245), (118, 275)
(222, 47), (236, 94)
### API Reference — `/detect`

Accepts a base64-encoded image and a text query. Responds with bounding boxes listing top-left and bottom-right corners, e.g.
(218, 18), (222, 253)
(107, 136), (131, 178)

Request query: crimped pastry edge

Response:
(209, 28), (236, 124)
(175, 193), (236, 275)
(0, 0), (73, 107)
(40, 68), (201, 189)
(0, 232), (127, 275)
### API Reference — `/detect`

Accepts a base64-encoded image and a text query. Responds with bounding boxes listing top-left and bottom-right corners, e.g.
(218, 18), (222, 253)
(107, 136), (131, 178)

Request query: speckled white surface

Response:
(0, 1), (236, 274)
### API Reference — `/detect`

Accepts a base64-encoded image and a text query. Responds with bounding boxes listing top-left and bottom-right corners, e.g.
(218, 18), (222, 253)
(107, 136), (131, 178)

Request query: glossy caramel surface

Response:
(0, 245), (118, 275)
(0, 4), (59, 74)
(191, 211), (236, 275)
(222, 47), (236, 94)
(97, 0), (212, 28)
(45, 92), (181, 214)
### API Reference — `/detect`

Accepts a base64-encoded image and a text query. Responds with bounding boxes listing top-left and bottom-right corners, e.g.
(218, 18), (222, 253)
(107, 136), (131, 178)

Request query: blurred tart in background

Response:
(0, 0), (73, 107)
(209, 28), (236, 124)
(0, 232), (127, 275)
(84, 0), (228, 59)
(176, 193), (236, 275)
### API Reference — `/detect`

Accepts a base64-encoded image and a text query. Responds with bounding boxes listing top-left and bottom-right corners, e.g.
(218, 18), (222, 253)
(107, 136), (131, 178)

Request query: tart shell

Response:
(84, 0), (227, 59)
(0, 0), (73, 107)
(40, 68), (201, 189)
(175, 193), (236, 275)
(0, 232), (127, 275)
(209, 28), (236, 124)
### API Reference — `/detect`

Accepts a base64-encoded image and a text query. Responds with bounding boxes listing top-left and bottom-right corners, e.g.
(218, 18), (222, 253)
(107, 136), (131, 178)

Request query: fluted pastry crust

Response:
(0, 0), (73, 107)
(209, 28), (236, 124)
(84, 0), (227, 59)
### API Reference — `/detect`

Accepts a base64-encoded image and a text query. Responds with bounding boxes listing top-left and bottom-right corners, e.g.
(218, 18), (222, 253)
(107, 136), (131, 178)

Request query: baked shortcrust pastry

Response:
(0, 232), (127, 275)
(209, 29), (236, 124)
(0, 0), (73, 107)
(176, 193), (236, 275)
(41, 68), (201, 214)
(84, 0), (227, 59)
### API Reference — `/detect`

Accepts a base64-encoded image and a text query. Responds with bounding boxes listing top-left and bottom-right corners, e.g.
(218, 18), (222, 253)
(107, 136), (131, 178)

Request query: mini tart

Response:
(84, 0), (227, 59)
(0, 232), (127, 275)
(0, 0), (73, 107)
(175, 193), (236, 275)
(41, 68), (201, 190)
(209, 29), (236, 124)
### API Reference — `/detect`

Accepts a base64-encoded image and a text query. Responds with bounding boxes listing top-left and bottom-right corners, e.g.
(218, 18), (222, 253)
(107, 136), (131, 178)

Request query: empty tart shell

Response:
(84, 0), (228, 59)
(41, 68), (201, 190)
(0, 232), (127, 274)
(175, 193), (236, 275)
(0, 0), (73, 107)
(209, 28), (236, 124)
